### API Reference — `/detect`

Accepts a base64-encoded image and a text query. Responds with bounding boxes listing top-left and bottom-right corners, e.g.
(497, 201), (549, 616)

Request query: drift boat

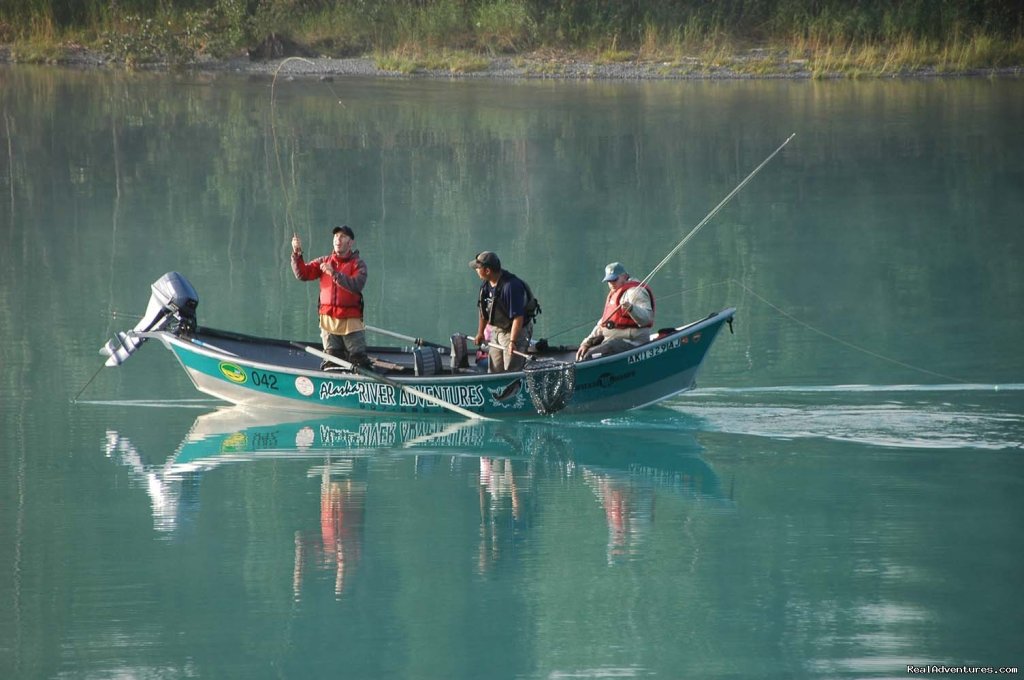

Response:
(99, 272), (735, 417)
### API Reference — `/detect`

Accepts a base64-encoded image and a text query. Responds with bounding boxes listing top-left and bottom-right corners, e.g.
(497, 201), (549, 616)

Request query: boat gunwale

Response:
(156, 307), (736, 385)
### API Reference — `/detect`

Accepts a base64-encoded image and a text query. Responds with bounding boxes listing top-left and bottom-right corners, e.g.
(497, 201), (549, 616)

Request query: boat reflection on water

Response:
(105, 407), (733, 595)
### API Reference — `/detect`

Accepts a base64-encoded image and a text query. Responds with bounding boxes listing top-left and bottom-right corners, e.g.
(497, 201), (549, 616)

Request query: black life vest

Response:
(478, 270), (540, 331)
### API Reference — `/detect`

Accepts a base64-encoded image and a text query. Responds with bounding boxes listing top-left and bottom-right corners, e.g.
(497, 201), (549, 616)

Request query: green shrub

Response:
(102, 14), (180, 66)
(474, 0), (536, 52)
(394, 0), (468, 49)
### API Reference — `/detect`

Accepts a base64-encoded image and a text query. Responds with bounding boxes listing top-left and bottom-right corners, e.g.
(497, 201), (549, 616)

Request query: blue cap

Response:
(602, 262), (627, 282)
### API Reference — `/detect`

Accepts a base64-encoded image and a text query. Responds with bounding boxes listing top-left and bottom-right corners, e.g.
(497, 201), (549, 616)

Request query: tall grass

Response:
(1, 0), (1021, 73)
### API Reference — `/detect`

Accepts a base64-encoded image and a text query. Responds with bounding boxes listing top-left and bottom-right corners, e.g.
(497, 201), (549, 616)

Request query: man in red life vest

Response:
(576, 262), (655, 361)
(291, 225), (371, 370)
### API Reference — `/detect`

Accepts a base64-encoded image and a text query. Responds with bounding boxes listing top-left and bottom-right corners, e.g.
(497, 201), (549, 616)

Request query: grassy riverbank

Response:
(2, 0), (1022, 77)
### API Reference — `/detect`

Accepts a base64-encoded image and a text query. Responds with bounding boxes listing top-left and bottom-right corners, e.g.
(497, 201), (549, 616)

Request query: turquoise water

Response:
(1, 66), (1022, 679)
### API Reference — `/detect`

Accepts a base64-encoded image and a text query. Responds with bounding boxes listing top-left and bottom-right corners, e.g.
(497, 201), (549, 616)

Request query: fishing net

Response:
(523, 359), (576, 415)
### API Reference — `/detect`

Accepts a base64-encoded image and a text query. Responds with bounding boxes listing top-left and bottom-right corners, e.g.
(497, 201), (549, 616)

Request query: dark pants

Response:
(582, 337), (638, 360)
(321, 329), (371, 368)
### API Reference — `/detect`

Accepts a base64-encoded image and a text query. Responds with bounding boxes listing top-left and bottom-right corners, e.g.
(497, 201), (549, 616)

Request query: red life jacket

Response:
(601, 280), (654, 329)
(319, 253), (364, 320)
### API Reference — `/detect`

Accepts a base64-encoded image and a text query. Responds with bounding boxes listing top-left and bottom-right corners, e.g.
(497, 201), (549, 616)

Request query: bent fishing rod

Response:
(639, 133), (795, 288)
(549, 133), (797, 341)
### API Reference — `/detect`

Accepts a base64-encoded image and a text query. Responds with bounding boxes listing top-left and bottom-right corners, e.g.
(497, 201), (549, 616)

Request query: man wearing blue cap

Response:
(576, 262), (655, 361)
(291, 225), (371, 370)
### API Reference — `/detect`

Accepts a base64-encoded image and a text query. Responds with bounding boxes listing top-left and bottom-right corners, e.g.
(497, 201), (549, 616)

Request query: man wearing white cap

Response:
(576, 262), (655, 361)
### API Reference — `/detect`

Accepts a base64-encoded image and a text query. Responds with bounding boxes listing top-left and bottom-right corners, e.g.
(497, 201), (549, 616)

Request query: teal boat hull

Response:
(147, 308), (734, 417)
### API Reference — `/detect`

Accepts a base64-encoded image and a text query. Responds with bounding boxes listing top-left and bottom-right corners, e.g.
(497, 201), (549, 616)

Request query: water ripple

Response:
(671, 386), (1024, 450)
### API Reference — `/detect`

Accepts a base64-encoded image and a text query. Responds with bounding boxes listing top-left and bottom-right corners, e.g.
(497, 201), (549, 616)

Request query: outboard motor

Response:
(100, 272), (199, 366)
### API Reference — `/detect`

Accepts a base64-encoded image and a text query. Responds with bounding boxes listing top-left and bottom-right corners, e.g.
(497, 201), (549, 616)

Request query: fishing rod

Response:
(639, 133), (795, 288)
(366, 324), (536, 362)
(548, 135), (794, 342)
(365, 325), (448, 349)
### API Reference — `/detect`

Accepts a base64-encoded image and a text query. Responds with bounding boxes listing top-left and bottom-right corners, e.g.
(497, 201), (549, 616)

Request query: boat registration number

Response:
(251, 370), (279, 390)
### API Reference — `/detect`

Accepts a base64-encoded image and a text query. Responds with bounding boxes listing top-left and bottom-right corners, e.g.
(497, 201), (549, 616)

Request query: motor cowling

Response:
(100, 272), (199, 366)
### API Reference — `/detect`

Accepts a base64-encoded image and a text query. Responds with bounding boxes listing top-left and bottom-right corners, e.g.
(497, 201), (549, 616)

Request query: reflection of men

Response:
(293, 466), (366, 601)
(585, 470), (654, 566)
(291, 226), (371, 369)
(320, 478), (364, 597)
(576, 262), (655, 361)
(477, 456), (529, 574)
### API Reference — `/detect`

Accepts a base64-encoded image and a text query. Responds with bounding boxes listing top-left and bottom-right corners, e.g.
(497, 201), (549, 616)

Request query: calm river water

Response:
(1, 66), (1022, 679)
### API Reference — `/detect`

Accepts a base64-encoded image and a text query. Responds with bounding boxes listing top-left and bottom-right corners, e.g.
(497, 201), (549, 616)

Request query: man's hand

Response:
(320, 261), (335, 275)
(575, 343), (588, 361)
(291, 233), (302, 254)
(576, 336), (599, 361)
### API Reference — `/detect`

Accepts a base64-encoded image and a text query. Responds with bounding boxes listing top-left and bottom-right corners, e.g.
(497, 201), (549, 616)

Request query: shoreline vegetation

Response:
(1, 0), (1022, 79)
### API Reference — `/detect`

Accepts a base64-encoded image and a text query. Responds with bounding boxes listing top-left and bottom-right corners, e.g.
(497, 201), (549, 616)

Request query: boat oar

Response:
(295, 343), (490, 421)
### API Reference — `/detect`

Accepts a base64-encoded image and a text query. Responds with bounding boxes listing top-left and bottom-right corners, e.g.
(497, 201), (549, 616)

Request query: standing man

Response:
(471, 251), (538, 373)
(576, 262), (655, 361)
(292, 225), (371, 369)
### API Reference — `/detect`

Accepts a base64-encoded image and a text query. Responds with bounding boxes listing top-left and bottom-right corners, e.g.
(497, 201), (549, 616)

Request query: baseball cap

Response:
(602, 262), (627, 282)
(470, 251), (501, 270)
(332, 225), (355, 239)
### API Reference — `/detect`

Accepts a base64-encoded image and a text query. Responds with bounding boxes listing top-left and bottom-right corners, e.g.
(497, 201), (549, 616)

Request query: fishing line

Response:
(697, 383), (1024, 395)
(729, 279), (971, 384)
(75, 115), (126, 403)
(72, 364), (107, 403)
(270, 57), (346, 335)
(107, 309), (143, 320)
(270, 57), (316, 238)
(4, 112), (13, 225)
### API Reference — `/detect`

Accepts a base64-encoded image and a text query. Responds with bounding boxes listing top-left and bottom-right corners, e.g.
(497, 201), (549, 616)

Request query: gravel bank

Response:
(201, 53), (815, 80)
(3, 44), (1022, 80)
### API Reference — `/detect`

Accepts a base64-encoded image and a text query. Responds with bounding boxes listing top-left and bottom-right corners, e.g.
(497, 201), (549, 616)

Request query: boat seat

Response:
(449, 333), (469, 372)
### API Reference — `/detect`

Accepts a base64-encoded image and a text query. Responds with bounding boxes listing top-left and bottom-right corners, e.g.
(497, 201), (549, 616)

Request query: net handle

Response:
(480, 341), (533, 361)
